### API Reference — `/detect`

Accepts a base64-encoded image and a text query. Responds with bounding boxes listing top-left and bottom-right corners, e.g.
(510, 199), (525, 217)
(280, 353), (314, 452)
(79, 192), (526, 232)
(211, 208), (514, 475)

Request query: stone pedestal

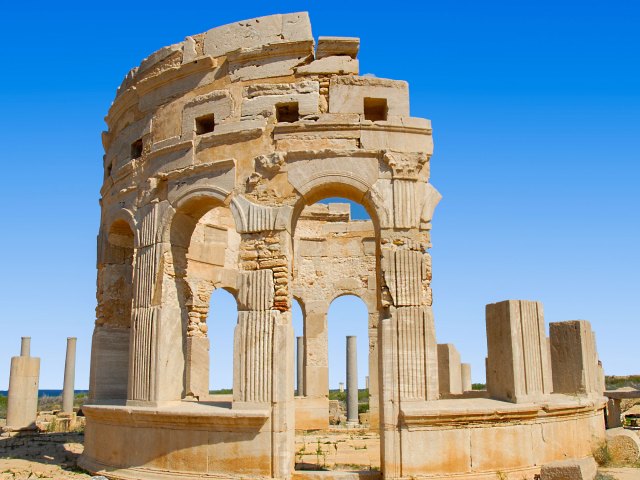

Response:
(62, 337), (77, 413)
(6, 337), (40, 431)
(346, 336), (358, 425)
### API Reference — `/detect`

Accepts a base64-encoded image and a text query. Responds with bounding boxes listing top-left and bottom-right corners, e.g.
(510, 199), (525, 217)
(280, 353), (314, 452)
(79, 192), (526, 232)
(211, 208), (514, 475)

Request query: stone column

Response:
(346, 336), (358, 425)
(21, 337), (30, 356)
(296, 336), (304, 396)
(461, 363), (472, 392)
(6, 337), (40, 430)
(62, 337), (77, 413)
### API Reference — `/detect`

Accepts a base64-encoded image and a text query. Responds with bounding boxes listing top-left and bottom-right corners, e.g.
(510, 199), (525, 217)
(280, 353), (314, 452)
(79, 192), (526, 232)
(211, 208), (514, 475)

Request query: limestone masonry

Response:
(80, 12), (607, 480)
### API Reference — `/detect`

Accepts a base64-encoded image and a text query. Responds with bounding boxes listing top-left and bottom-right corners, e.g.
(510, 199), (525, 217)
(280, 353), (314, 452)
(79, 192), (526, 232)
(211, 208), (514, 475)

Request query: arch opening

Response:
(292, 195), (380, 472)
(169, 197), (240, 403)
(207, 287), (238, 399)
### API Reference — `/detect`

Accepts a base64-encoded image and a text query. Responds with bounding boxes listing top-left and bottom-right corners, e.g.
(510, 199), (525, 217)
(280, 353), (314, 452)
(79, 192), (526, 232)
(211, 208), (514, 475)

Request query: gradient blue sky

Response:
(0, 1), (638, 389)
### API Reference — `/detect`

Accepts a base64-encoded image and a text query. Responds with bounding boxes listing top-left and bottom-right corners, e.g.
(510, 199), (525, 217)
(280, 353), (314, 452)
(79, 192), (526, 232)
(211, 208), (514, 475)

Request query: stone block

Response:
(241, 84), (320, 118)
(486, 300), (553, 403)
(296, 56), (359, 75)
(181, 90), (233, 139)
(437, 343), (462, 395)
(204, 13), (313, 58)
(550, 320), (601, 396)
(540, 457), (597, 480)
(316, 36), (360, 59)
(329, 75), (409, 116)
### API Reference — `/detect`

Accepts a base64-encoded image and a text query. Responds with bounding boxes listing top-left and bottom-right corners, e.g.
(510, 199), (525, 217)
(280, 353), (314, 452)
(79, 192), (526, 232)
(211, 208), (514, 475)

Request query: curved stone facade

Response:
(82, 12), (605, 480)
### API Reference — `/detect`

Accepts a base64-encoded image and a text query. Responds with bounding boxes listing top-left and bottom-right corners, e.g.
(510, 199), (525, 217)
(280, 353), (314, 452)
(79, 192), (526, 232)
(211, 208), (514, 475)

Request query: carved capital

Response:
(383, 150), (429, 180)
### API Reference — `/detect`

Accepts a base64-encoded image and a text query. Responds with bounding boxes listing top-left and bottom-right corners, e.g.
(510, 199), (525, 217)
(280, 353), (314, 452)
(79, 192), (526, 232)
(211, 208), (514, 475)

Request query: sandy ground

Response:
(600, 468), (640, 480)
(0, 429), (639, 479)
(0, 432), (90, 479)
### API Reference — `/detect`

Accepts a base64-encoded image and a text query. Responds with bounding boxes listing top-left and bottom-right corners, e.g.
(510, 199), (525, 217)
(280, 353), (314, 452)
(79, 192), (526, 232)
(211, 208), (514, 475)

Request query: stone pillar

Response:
(365, 375), (369, 390)
(185, 336), (209, 399)
(234, 227), (294, 478)
(606, 398), (622, 429)
(346, 335), (358, 425)
(437, 343), (462, 395)
(296, 336), (304, 396)
(549, 320), (600, 396)
(62, 337), (77, 413)
(339, 382), (344, 393)
(486, 300), (552, 403)
(128, 201), (180, 405)
(461, 362), (472, 392)
(6, 337), (40, 430)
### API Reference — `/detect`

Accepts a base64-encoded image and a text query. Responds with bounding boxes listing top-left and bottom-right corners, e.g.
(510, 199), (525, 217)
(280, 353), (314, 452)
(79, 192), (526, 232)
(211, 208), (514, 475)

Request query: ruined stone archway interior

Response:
(82, 12), (607, 480)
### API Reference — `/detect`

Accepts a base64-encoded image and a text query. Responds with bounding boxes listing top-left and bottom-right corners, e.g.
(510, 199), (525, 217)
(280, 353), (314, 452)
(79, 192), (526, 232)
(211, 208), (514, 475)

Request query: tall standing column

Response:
(62, 337), (77, 413)
(346, 335), (358, 425)
(296, 336), (304, 396)
(6, 337), (40, 430)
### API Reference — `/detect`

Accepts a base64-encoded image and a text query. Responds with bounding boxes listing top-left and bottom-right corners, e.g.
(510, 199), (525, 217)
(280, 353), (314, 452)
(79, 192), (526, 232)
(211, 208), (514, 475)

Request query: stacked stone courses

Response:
(81, 12), (608, 480)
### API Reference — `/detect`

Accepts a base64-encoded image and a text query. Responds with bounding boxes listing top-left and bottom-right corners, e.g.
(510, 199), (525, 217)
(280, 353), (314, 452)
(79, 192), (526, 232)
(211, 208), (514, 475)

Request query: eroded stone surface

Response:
(82, 12), (606, 480)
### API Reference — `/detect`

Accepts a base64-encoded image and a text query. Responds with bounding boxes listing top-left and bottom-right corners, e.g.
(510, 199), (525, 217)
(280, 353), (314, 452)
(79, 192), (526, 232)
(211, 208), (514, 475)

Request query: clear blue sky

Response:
(0, 1), (638, 389)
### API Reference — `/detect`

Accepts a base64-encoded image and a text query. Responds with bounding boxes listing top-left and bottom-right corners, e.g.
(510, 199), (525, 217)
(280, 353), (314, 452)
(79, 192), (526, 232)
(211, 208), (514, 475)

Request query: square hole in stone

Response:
(276, 102), (299, 123)
(363, 97), (388, 121)
(195, 114), (215, 135)
(130, 139), (143, 159)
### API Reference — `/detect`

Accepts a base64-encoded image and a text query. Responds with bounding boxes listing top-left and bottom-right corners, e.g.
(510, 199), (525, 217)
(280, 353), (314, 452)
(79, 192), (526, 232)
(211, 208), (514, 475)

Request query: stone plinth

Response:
(398, 395), (605, 479)
(79, 403), (271, 479)
(486, 300), (552, 403)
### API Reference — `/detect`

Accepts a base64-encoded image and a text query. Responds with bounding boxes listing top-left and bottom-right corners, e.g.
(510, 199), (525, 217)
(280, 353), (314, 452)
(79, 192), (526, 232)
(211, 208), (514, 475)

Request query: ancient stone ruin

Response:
(81, 12), (607, 480)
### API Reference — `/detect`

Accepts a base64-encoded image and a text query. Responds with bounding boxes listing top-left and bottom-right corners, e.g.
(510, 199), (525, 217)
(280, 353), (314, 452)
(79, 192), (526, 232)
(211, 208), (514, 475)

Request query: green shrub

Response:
(472, 383), (486, 390)
(0, 395), (7, 419)
(358, 402), (369, 414)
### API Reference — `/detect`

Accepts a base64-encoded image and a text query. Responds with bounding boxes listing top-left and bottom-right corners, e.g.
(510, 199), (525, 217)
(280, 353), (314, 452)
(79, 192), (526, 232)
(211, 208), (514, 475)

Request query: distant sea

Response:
(0, 390), (88, 398)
